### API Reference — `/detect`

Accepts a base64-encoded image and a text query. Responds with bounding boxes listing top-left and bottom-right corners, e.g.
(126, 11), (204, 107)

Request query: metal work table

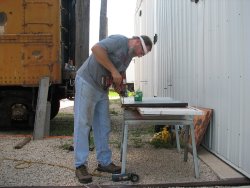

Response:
(120, 97), (203, 178)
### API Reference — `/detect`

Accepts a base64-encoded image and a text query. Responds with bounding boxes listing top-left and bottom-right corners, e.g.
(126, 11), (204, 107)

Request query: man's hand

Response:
(111, 70), (122, 87)
(114, 84), (122, 94)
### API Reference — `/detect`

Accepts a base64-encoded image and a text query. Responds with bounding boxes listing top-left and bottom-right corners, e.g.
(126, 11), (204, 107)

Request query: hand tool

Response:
(112, 173), (139, 182)
(101, 72), (128, 102)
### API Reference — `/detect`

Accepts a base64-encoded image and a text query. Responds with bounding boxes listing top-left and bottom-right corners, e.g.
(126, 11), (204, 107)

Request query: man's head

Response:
(129, 35), (153, 57)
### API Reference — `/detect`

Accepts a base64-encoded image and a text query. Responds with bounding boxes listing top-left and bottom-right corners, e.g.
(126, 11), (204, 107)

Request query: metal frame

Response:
(120, 109), (200, 178)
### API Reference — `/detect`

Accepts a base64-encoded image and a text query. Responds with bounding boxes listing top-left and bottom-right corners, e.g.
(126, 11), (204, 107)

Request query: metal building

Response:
(134, 0), (250, 178)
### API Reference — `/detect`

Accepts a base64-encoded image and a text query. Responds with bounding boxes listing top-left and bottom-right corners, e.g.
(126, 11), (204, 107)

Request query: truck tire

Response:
(0, 99), (12, 129)
(50, 99), (60, 119)
(0, 96), (34, 129)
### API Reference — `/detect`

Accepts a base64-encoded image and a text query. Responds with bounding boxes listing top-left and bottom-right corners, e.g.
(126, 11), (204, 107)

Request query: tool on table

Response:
(112, 173), (139, 182)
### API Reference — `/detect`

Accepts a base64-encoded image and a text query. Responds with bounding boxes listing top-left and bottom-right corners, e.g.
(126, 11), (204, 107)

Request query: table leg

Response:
(184, 125), (190, 162)
(175, 125), (181, 152)
(121, 124), (128, 174)
(120, 121), (125, 162)
(190, 123), (200, 178)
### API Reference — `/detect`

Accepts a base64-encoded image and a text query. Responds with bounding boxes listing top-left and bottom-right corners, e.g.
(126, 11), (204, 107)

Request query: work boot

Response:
(75, 165), (92, 183)
(97, 162), (121, 174)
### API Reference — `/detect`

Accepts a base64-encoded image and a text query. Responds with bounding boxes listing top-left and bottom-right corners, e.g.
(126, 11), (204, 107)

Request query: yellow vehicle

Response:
(0, 0), (77, 128)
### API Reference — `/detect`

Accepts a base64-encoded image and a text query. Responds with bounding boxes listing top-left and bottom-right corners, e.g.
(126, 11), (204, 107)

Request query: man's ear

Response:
(136, 38), (141, 46)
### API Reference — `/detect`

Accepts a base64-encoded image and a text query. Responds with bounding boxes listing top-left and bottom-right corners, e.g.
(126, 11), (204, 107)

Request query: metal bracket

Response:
(191, 0), (199, 3)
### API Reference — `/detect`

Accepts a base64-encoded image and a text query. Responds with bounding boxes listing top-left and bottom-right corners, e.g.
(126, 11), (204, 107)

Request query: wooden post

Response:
(33, 77), (50, 140)
(44, 101), (51, 137)
(99, 0), (108, 40)
(75, 0), (90, 69)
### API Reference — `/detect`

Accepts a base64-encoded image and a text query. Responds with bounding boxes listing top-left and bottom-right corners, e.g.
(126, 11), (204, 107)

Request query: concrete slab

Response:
(199, 147), (245, 179)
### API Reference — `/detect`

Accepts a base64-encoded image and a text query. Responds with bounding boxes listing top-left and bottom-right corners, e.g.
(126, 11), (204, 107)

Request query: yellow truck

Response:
(0, 0), (77, 128)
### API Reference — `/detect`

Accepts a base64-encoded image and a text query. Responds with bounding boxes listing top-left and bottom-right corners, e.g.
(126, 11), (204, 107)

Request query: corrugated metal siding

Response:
(202, 0), (250, 173)
(134, 0), (155, 96)
(134, 0), (250, 178)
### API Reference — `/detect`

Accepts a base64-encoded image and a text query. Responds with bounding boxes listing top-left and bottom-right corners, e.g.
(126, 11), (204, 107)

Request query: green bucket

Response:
(134, 91), (143, 101)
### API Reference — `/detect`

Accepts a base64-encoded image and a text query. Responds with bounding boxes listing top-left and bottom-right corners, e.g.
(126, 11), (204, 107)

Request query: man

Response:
(74, 34), (153, 183)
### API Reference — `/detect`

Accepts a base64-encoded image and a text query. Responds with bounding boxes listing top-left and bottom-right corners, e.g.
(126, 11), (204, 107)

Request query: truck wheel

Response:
(0, 100), (12, 129)
(0, 96), (34, 129)
(50, 99), (60, 119)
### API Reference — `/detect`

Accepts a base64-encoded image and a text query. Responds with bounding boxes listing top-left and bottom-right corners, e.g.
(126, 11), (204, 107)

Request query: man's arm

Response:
(91, 44), (122, 86)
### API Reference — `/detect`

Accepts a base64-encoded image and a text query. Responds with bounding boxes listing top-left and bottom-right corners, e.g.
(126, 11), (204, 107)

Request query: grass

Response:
(2, 90), (181, 150)
(47, 91), (121, 136)
(50, 113), (74, 136)
(130, 137), (143, 148)
(109, 88), (135, 98)
(0, 94), (185, 150)
(109, 89), (120, 98)
(110, 109), (119, 115)
(0, 90), (124, 136)
(58, 140), (74, 151)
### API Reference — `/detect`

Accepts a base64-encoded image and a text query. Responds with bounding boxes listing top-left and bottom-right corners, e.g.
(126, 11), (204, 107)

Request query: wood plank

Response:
(44, 101), (51, 137)
(33, 77), (49, 140)
(137, 107), (203, 116)
(14, 137), (31, 149)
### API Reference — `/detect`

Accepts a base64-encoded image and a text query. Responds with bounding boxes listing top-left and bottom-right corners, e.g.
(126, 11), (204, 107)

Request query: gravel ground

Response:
(0, 99), (220, 187)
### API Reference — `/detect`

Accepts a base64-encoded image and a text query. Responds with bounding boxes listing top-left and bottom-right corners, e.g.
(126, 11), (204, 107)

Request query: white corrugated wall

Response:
(134, 0), (250, 178)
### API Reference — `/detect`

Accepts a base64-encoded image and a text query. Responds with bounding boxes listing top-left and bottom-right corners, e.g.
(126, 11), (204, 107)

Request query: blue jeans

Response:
(74, 75), (112, 168)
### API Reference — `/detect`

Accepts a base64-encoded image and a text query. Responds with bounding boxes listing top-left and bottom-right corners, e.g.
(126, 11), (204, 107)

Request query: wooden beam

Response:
(75, 0), (90, 69)
(33, 77), (50, 140)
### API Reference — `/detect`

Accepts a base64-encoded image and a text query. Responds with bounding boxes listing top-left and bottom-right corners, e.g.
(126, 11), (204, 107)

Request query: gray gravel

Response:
(0, 99), (220, 186)
(0, 137), (220, 186)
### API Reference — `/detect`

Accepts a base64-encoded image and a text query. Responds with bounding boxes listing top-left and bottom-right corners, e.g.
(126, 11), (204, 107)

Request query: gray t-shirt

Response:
(77, 35), (133, 92)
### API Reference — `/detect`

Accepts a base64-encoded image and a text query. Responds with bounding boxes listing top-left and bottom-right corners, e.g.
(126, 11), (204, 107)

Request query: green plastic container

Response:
(134, 90), (143, 101)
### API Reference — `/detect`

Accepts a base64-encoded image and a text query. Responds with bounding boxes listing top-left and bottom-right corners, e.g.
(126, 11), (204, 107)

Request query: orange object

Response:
(0, 0), (76, 128)
(189, 107), (213, 149)
(0, 0), (61, 86)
